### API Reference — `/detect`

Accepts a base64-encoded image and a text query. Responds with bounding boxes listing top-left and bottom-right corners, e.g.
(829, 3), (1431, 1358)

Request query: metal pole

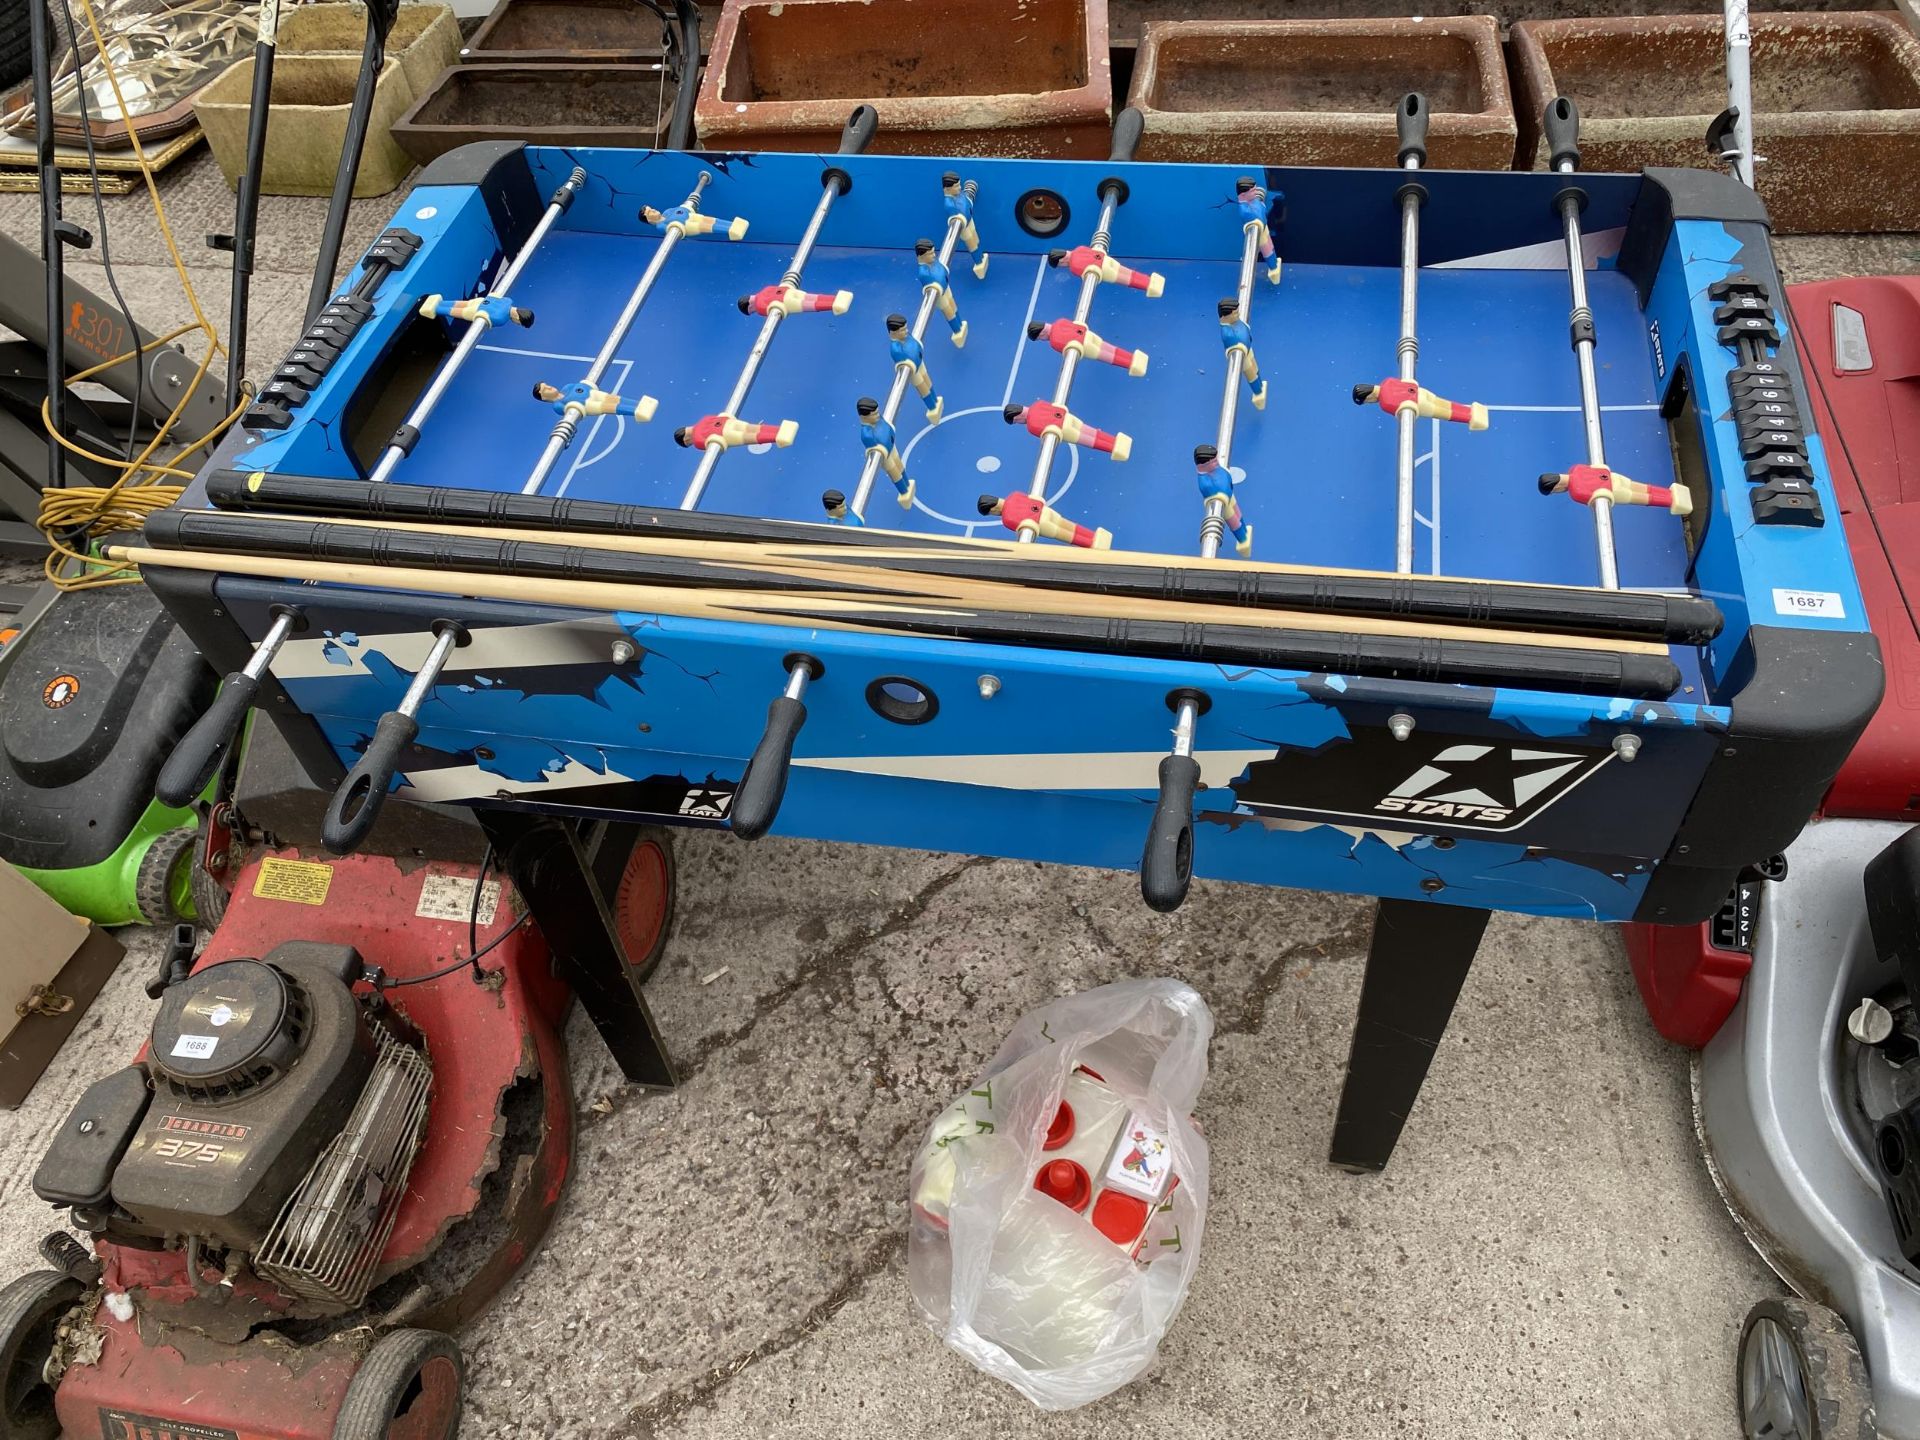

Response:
(1393, 170), (1422, 576)
(369, 170), (585, 486)
(1723, 0), (1757, 188)
(677, 177), (842, 512)
(306, 15), (388, 321)
(226, 0), (281, 413)
(1200, 226), (1262, 559)
(520, 172), (709, 497)
(30, 0), (66, 488)
(847, 200), (971, 522)
(1017, 194), (1119, 543)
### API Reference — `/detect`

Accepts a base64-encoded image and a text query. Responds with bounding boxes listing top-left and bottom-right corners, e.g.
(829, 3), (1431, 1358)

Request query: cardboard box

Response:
(0, 859), (126, 1110)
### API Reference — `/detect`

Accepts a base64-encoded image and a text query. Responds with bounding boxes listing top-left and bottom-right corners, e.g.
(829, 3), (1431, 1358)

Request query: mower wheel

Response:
(1737, 1296), (1878, 1440)
(333, 1328), (463, 1440)
(613, 826), (676, 982)
(134, 827), (197, 926)
(0, 1269), (85, 1440)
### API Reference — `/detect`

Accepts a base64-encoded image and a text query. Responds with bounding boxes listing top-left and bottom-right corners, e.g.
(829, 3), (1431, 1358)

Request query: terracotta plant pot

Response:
(695, 0), (1111, 158)
(1510, 12), (1920, 233)
(1128, 15), (1516, 170)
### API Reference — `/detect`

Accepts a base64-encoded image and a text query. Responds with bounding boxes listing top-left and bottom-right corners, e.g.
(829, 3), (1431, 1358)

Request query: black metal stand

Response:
(28, 0), (64, 490)
(219, 27), (279, 412)
(478, 811), (677, 1091)
(666, 1), (700, 151)
(305, 0), (397, 323)
(1329, 897), (1490, 1172)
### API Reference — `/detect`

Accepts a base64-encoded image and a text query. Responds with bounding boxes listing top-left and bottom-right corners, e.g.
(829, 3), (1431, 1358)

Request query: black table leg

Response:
(480, 811), (677, 1090)
(1329, 897), (1490, 1173)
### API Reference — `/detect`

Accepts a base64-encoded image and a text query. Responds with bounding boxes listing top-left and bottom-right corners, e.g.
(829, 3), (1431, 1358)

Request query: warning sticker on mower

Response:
(415, 874), (502, 924)
(169, 1035), (218, 1060)
(97, 1407), (241, 1439)
(251, 856), (333, 906)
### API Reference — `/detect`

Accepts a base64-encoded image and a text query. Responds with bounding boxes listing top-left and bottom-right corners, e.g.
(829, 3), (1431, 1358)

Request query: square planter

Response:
(1511, 12), (1920, 233)
(391, 63), (673, 166)
(696, 0), (1111, 158)
(193, 53), (414, 197)
(463, 0), (670, 64)
(1128, 15), (1516, 170)
(275, 3), (462, 109)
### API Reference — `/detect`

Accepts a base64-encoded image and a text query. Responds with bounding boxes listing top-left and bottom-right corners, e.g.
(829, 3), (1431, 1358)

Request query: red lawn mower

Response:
(0, 819), (676, 1440)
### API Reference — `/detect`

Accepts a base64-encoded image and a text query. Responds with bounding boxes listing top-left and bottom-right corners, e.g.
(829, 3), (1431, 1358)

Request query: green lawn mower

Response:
(0, 582), (215, 925)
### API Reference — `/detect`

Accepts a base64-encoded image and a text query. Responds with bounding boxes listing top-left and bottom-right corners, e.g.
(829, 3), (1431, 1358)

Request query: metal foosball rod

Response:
(519, 171), (740, 496)
(677, 106), (878, 513)
(1534, 100), (1692, 587)
(1197, 178), (1277, 561)
(838, 174), (982, 524)
(995, 108), (1160, 547)
(1390, 96), (1429, 576)
(364, 166), (589, 485)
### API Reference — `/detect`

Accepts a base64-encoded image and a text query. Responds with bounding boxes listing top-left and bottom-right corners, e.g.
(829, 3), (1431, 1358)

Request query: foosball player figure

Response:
(1194, 443), (1253, 557)
(1234, 176), (1283, 286)
(673, 413), (798, 450)
(1539, 463), (1692, 516)
(738, 282), (853, 318)
(978, 490), (1112, 549)
(1003, 400), (1132, 462)
(1352, 377), (1489, 431)
(1026, 317), (1149, 377)
(418, 293), (533, 330)
(886, 313), (943, 422)
(532, 379), (657, 422)
(941, 171), (989, 279)
(641, 201), (748, 241)
(1047, 244), (1166, 299)
(915, 238), (967, 348)
(855, 396), (914, 509)
(1217, 298), (1267, 410)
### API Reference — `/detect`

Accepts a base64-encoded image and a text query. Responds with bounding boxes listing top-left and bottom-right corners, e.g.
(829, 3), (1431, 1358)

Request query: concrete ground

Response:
(0, 141), (1916, 1440)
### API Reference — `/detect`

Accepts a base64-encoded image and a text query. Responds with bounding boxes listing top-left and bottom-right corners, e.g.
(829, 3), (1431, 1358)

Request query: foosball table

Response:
(131, 103), (1882, 1170)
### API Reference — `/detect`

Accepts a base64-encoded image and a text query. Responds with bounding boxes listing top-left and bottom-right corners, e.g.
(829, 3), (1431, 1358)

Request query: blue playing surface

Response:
(395, 228), (1690, 592)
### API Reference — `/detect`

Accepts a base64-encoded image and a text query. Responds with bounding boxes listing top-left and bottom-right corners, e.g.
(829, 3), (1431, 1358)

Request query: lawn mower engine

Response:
(36, 941), (431, 1308)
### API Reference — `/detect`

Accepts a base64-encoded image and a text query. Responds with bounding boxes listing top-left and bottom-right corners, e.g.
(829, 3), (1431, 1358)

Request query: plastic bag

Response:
(907, 979), (1212, 1410)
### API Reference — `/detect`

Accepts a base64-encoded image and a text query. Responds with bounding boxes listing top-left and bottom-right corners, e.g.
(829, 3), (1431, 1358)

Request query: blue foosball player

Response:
(886, 313), (944, 423)
(533, 380), (657, 423)
(856, 395), (915, 508)
(915, 239), (967, 348)
(1194, 443), (1253, 557)
(1234, 177), (1283, 286)
(941, 171), (989, 279)
(418, 293), (532, 330)
(1217, 299), (1268, 410)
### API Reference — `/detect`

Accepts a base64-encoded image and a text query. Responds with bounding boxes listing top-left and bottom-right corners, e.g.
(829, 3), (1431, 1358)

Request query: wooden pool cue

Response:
(137, 513), (1672, 656)
(107, 544), (1683, 700)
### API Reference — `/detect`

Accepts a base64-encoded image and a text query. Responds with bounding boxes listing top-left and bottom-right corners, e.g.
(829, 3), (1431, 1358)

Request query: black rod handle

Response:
(731, 696), (806, 841)
(840, 104), (880, 155)
(1396, 92), (1429, 167)
(1140, 754), (1201, 914)
(155, 673), (259, 808)
(321, 711), (417, 854)
(1545, 95), (1581, 171)
(1109, 105), (1145, 163)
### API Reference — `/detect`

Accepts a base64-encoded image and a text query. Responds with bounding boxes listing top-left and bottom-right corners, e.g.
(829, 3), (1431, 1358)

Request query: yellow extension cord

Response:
(37, 0), (252, 589)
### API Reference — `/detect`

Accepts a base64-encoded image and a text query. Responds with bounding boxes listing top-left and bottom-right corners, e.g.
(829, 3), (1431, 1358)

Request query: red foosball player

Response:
(1026, 318), (1149, 377)
(977, 490), (1112, 549)
(1003, 399), (1131, 463)
(1047, 244), (1166, 298)
(673, 413), (798, 451)
(1352, 377), (1488, 430)
(737, 282), (852, 318)
(1539, 463), (1692, 516)
(417, 293), (532, 330)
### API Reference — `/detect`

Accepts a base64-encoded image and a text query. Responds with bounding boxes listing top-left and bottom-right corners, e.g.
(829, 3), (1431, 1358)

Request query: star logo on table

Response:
(1375, 744), (1595, 826)
(678, 784), (733, 820)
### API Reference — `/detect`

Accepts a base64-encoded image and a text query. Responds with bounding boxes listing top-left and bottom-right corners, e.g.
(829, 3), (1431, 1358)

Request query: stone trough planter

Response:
(1510, 12), (1920, 233)
(462, 0), (671, 65)
(391, 64), (673, 167)
(275, 3), (462, 109)
(195, 54), (415, 197)
(695, 0), (1112, 157)
(1126, 15), (1516, 170)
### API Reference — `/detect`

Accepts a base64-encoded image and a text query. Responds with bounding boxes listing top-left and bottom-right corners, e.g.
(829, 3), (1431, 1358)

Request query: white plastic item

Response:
(907, 979), (1213, 1410)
